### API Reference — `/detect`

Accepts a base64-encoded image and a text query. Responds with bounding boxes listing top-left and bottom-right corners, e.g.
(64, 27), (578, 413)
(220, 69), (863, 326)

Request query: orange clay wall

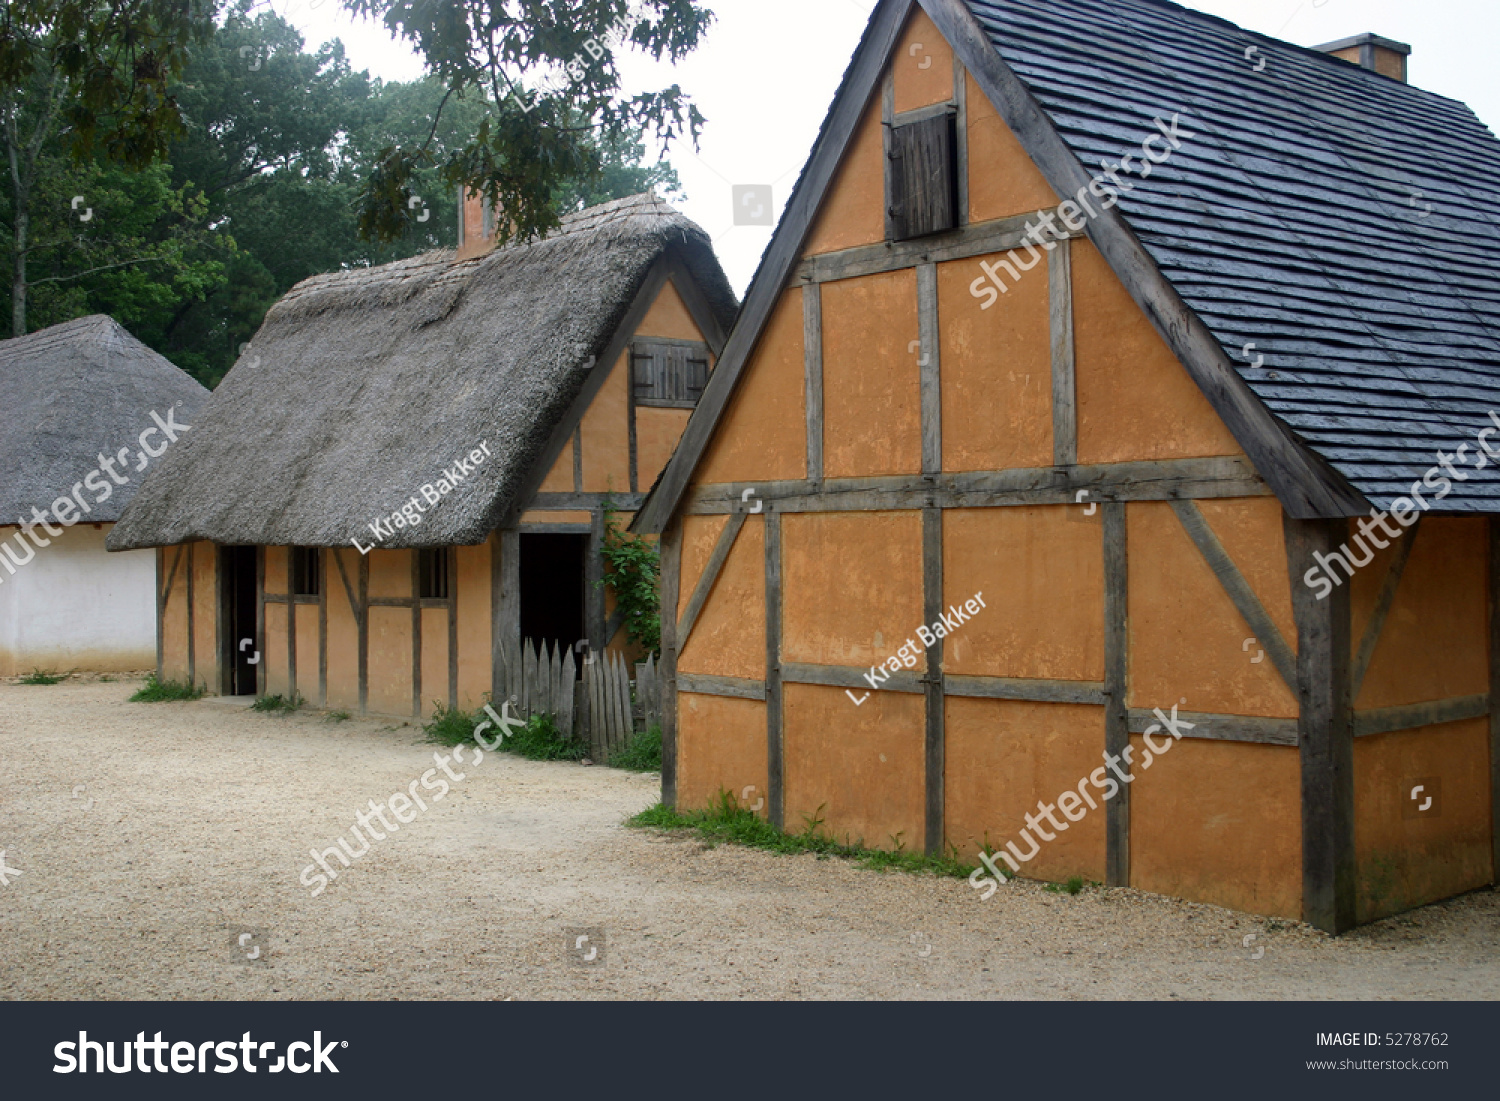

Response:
(1347, 516), (1492, 920)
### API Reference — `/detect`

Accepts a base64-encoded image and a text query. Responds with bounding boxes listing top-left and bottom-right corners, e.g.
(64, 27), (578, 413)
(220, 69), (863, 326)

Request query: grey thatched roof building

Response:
(0, 314), (208, 525)
(109, 193), (737, 551)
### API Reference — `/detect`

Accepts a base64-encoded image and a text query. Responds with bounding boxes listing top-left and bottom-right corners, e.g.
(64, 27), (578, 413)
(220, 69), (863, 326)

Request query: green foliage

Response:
(629, 790), (977, 880)
(423, 703), (588, 761)
(251, 692), (303, 713)
(607, 725), (661, 771)
(597, 501), (661, 655)
(423, 702), (484, 746)
(344, 0), (713, 246)
(324, 709), (352, 722)
(1044, 875), (1089, 896)
(19, 669), (63, 685)
(129, 674), (205, 701)
(500, 712), (589, 761)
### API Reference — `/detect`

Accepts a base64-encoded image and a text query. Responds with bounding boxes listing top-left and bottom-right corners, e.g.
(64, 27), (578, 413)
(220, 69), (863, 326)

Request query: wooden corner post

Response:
(659, 519), (682, 810)
(1286, 515), (1356, 933)
(1489, 518), (1500, 884)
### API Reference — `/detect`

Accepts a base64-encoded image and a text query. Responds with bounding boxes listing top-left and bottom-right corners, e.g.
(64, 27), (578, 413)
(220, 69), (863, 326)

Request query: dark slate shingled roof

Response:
(0, 315), (209, 524)
(969, 0), (1500, 510)
(108, 193), (737, 551)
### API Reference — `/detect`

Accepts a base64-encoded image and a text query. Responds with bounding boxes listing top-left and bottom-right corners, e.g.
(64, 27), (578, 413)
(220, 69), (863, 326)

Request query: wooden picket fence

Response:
(497, 637), (662, 762)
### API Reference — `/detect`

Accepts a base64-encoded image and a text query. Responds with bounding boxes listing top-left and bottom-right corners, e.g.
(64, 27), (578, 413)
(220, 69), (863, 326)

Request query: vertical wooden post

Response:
(215, 545), (229, 696)
(1286, 515), (1356, 934)
(1050, 237), (1077, 468)
(587, 509), (606, 649)
(1489, 518), (1500, 884)
(917, 263), (942, 476)
(765, 510), (784, 830)
(572, 424), (583, 493)
(410, 549), (422, 719)
(660, 520), (682, 810)
(357, 550), (368, 716)
(256, 546), (266, 699)
(186, 541), (196, 688)
(495, 529), (520, 705)
(1103, 501), (1130, 887)
(156, 547), (165, 680)
(923, 505), (945, 855)
(319, 549), (328, 706)
(448, 546), (459, 711)
(803, 283), (823, 486)
(627, 353), (639, 495)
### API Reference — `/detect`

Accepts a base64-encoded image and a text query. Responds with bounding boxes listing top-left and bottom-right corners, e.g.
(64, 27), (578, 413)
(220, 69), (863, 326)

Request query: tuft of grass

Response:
(1045, 875), (1088, 896)
(98, 675), (115, 683)
(423, 703), (480, 745)
(422, 703), (589, 762)
(607, 725), (662, 771)
(629, 790), (976, 880)
(129, 674), (205, 702)
(251, 692), (304, 714)
(323, 709), (351, 723)
(502, 712), (589, 761)
(19, 669), (64, 685)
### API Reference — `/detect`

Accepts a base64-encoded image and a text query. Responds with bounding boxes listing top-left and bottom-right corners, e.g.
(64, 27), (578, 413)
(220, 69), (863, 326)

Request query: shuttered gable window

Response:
(632, 340), (711, 408)
(886, 109), (959, 241)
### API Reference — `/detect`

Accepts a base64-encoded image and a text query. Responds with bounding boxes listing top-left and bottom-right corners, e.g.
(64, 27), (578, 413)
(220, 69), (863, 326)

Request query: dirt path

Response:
(1, 682), (1496, 1000)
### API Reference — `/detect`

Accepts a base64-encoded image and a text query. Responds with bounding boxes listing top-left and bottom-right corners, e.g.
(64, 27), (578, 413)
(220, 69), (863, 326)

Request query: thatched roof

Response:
(0, 315), (208, 525)
(108, 193), (737, 551)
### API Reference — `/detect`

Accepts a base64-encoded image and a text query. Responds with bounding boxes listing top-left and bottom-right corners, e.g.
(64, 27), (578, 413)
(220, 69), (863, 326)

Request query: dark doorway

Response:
(519, 533), (587, 657)
(221, 546), (259, 695)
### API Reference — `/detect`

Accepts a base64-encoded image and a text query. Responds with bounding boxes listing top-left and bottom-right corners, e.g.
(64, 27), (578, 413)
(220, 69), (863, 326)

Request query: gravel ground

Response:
(1, 680), (1497, 1001)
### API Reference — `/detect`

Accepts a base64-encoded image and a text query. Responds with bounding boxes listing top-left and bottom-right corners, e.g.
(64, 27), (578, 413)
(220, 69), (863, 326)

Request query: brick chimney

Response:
(1314, 33), (1411, 82)
(456, 187), (495, 261)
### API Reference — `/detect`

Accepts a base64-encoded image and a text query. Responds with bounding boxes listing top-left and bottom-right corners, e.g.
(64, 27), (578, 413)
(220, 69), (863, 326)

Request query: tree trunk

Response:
(11, 198), (26, 337)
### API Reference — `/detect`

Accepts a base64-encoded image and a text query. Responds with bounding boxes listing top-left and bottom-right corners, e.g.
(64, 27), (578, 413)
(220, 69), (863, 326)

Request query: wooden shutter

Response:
(632, 341), (712, 408)
(887, 110), (958, 241)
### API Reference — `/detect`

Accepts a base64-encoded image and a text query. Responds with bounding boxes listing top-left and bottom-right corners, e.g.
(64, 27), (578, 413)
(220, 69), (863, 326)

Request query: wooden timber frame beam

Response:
(1285, 516), (1356, 934)
(1491, 518), (1500, 885)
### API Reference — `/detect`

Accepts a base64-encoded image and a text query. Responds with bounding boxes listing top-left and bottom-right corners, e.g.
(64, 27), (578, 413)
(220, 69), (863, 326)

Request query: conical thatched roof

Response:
(0, 315), (209, 525)
(108, 193), (737, 551)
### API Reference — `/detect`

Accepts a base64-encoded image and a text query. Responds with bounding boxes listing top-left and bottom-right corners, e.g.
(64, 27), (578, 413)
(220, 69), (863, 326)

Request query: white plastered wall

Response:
(0, 522), (156, 675)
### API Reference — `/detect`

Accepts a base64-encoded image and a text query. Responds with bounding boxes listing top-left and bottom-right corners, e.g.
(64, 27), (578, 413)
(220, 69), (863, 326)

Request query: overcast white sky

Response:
(269, 0), (1500, 294)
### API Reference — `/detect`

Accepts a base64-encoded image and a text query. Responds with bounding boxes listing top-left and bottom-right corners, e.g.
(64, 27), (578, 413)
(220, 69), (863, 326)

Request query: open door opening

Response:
(222, 546), (258, 695)
(518, 533), (587, 661)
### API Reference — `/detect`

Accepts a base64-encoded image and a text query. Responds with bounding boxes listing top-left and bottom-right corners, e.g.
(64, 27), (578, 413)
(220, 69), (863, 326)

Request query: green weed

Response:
(1045, 875), (1088, 896)
(19, 669), (63, 685)
(629, 790), (976, 880)
(251, 692), (304, 714)
(129, 674), (205, 702)
(422, 703), (588, 762)
(608, 726), (662, 771)
(323, 709), (352, 723)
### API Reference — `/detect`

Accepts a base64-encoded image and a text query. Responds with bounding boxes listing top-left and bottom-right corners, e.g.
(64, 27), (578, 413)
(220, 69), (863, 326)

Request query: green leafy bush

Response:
(19, 669), (64, 685)
(597, 502), (661, 655)
(129, 674), (205, 701)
